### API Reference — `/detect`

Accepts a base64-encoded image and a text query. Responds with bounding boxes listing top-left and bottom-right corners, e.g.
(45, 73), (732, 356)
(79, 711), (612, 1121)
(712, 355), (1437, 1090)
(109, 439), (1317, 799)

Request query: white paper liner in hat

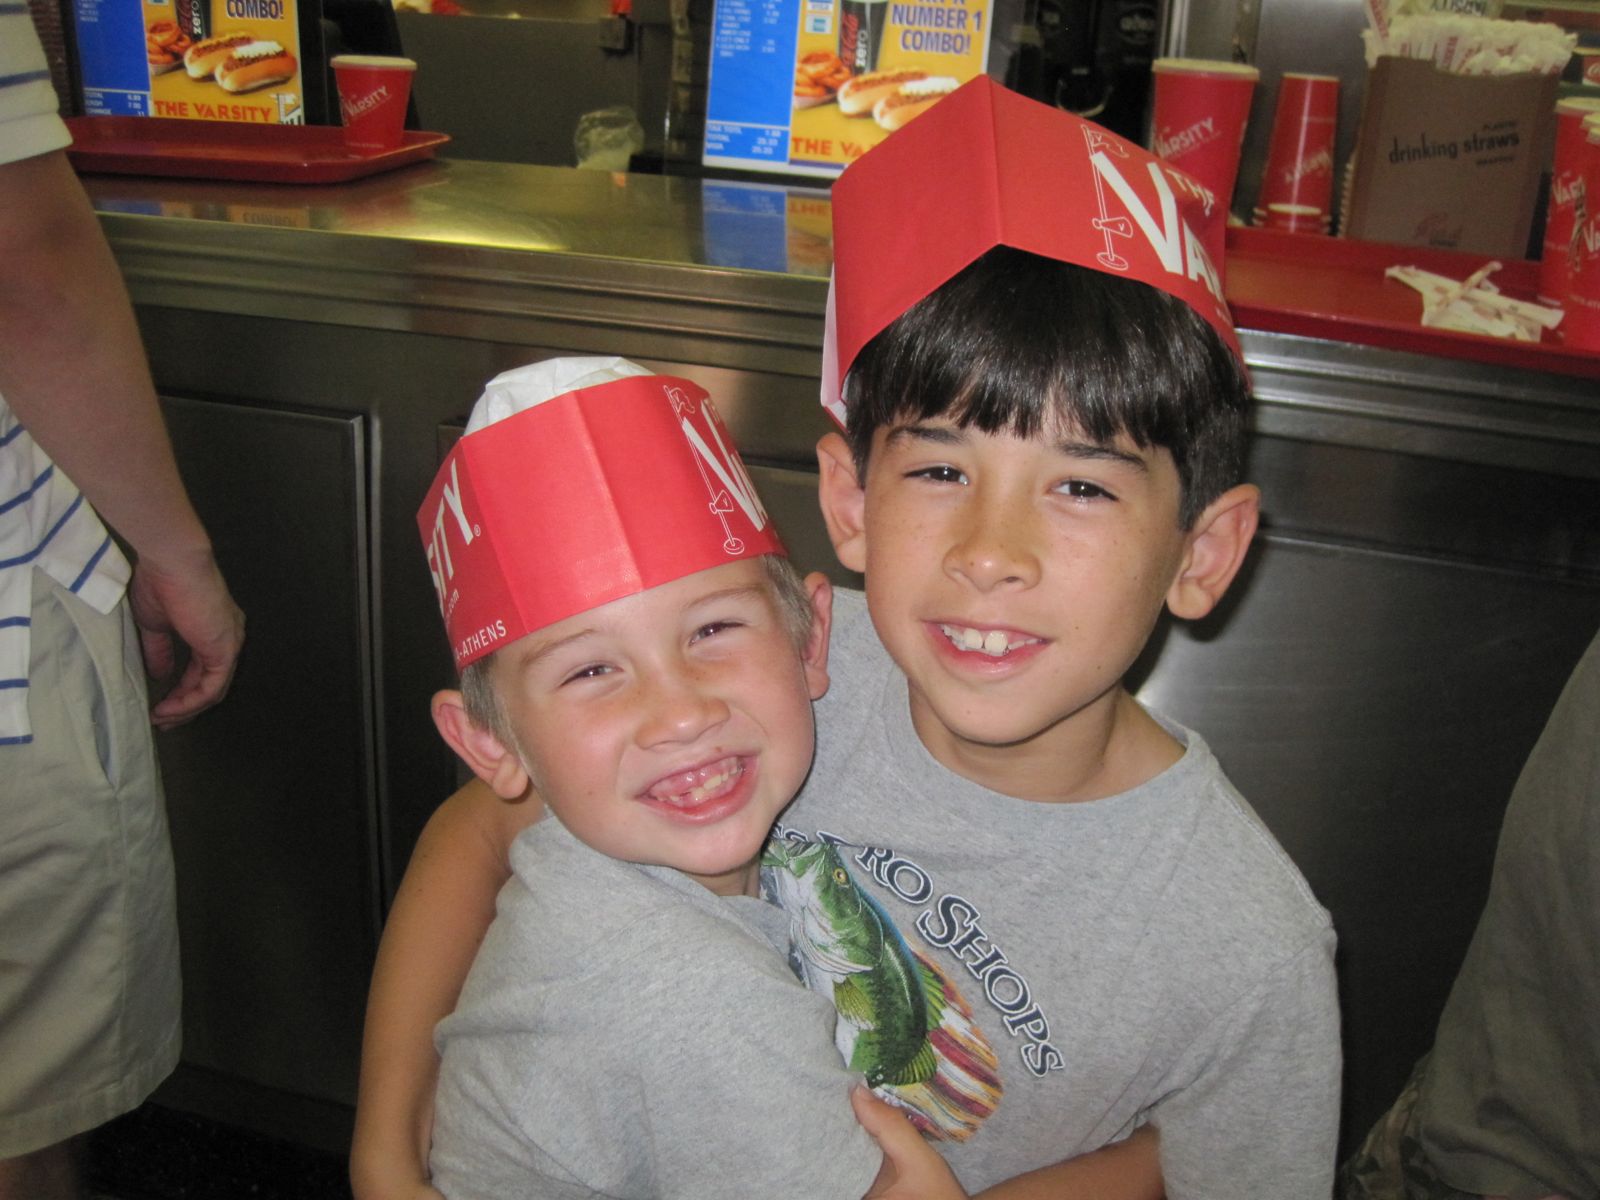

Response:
(466, 355), (653, 433)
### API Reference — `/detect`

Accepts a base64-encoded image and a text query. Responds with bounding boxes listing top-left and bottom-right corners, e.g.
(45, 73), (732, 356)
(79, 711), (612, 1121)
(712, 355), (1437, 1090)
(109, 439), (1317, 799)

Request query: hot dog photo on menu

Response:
(781, 0), (993, 172)
(141, 0), (305, 124)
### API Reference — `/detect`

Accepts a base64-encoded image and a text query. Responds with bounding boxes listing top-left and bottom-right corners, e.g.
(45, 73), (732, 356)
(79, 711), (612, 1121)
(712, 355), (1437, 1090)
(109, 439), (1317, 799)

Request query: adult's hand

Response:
(128, 547), (244, 729)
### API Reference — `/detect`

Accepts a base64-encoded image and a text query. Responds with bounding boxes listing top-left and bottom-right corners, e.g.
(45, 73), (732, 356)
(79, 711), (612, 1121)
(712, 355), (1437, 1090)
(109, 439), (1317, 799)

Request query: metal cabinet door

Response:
(153, 396), (378, 1109)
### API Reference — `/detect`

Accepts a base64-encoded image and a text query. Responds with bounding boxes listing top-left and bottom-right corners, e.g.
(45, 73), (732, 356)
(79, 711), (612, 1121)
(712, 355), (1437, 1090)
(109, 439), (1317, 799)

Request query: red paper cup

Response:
(331, 55), (416, 155)
(1150, 58), (1260, 213)
(1541, 98), (1600, 306)
(1255, 73), (1338, 230)
(1566, 120), (1600, 351)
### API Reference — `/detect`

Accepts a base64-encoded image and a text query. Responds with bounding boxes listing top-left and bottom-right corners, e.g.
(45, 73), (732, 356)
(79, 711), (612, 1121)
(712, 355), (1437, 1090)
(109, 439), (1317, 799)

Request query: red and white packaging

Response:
(820, 76), (1239, 426)
(1540, 97), (1600, 306)
(418, 358), (786, 668)
(331, 54), (416, 154)
(1565, 116), (1600, 351)
(1253, 73), (1339, 234)
(1150, 58), (1260, 216)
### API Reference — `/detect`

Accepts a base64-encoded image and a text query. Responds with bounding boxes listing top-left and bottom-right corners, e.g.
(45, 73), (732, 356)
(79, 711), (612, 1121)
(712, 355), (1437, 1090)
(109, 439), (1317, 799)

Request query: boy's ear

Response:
(817, 432), (868, 575)
(800, 571), (833, 701)
(431, 689), (531, 801)
(1167, 484), (1260, 621)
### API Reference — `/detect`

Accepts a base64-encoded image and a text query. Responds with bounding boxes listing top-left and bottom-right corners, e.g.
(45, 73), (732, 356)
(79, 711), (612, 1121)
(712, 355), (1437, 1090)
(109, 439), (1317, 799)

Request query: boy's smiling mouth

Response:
(937, 623), (1044, 658)
(643, 755), (747, 810)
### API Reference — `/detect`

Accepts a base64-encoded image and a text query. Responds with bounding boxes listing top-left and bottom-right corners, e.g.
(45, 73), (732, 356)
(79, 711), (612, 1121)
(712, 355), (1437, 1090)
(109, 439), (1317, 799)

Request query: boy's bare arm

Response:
(350, 777), (544, 1200)
(858, 1093), (1160, 1200)
(972, 1127), (1163, 1200)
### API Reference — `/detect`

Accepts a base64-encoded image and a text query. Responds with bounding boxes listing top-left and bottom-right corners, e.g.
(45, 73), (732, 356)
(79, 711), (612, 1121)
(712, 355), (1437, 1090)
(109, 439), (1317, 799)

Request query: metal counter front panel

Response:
(155, 396), (377, 1107)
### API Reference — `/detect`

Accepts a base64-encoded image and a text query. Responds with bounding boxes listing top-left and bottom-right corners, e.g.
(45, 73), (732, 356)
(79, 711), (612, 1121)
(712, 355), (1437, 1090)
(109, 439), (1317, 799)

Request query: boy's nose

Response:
(944, 503), (1042, 592)
(635, 668), (731, 748)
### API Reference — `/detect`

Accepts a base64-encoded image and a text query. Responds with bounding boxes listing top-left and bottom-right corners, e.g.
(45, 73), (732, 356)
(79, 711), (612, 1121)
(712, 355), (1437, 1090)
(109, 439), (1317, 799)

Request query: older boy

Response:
(774, 77), (1340, 1196)
(406, 356), (967, 1200)
(353, 80), (1336, 1199)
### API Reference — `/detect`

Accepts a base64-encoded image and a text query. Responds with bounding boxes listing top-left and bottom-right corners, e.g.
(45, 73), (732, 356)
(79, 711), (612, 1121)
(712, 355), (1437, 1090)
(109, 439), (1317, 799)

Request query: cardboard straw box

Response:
(1343, 56), (1559, 258)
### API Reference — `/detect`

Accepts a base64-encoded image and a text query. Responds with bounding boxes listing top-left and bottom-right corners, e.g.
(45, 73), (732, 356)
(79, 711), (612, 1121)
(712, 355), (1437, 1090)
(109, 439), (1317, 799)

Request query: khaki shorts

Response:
(0, 571), (179, 1157)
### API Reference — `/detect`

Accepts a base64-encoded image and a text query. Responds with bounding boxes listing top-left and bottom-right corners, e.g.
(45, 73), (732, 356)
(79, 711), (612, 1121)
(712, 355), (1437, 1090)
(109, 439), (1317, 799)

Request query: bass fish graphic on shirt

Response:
(762, 840), (1001, 1140)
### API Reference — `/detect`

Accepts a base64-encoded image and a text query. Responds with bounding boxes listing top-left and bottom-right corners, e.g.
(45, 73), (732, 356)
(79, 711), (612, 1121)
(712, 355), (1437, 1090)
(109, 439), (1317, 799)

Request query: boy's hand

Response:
(854, 1086), (969, 1200)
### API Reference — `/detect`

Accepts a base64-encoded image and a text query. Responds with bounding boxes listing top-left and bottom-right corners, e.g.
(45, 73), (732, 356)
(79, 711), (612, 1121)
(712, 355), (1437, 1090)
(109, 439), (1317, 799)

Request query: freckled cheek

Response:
(866, 505), (919, 549)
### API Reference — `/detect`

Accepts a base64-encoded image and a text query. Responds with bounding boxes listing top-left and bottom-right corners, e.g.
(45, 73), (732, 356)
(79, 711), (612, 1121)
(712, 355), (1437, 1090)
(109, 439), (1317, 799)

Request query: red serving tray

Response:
(65, 116), (450, 185)
(1225, 226), (1600, 380)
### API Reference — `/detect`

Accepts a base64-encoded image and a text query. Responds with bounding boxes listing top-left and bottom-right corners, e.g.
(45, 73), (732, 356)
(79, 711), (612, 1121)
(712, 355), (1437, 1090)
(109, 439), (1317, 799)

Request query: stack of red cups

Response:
(1253, 73), (1340, 235)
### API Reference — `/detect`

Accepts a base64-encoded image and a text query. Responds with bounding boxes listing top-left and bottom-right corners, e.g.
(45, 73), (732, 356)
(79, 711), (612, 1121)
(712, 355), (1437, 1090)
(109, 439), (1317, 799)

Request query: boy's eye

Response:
(690, 620), (743, 643)
(907, 465), (967, 485)
(1056, 479), (1114, 501)
(560, 663), (613, 686)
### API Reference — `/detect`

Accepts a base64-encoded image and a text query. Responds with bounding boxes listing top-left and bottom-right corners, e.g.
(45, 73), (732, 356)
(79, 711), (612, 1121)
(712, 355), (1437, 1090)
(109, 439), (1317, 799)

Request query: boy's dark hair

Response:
(843, 246), (1252, 529)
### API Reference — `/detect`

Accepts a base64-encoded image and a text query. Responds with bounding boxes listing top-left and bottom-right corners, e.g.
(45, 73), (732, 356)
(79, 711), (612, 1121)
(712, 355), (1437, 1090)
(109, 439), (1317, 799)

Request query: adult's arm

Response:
(0, 148), (242, 725)
(350, 778), (544, 1200)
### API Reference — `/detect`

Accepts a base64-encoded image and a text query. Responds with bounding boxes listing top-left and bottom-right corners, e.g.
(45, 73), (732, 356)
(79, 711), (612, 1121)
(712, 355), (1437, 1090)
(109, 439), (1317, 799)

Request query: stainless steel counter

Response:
(84, 156), (1600, 1162)
(83, 157), (1600, 472)
(85, 161), (829, 367)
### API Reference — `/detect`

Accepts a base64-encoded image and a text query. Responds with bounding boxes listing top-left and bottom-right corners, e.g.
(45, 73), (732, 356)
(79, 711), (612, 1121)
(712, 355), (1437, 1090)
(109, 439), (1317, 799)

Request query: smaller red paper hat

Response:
(419, 359), (786, 669)
(821, 76), (1240, 426)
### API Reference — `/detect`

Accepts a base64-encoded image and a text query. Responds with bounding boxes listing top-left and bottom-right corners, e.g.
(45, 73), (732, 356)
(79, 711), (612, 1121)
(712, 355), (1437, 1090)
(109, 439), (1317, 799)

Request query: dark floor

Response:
(85, 1103), (351, 1200)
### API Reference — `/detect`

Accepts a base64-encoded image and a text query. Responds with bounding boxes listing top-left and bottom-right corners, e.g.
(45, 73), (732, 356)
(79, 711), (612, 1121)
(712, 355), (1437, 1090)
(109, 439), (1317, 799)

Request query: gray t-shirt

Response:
(430, 817), (882, 1200)
(766, 588), (1341, 1198)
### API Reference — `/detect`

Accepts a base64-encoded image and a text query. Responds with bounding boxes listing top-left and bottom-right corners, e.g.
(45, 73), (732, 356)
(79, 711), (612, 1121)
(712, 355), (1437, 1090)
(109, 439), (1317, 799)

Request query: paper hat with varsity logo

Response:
(820, 75), (1240, 426)
(419, 357), (785, 669)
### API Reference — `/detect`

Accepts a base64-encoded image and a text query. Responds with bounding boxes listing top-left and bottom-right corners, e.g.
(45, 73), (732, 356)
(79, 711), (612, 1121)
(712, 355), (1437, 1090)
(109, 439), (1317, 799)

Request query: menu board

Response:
(704, 0), (995, 176)
(73, 0), (309, 124)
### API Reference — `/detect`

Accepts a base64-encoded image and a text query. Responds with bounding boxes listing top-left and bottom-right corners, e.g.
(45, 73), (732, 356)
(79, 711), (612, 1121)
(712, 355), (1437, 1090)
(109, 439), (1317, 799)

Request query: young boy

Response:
(353, 80), (1337, 1199)
(399, 355), (971, 1200)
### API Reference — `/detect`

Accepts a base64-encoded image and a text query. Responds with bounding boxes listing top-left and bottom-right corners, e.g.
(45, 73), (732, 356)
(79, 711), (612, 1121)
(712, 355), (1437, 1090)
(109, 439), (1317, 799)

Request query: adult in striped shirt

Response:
(1, 13), (245, 1199)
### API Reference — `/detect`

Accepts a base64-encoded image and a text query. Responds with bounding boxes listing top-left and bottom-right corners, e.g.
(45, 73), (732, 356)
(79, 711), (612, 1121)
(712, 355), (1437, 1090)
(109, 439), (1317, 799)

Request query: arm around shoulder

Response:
(350, 777), (543, 1199)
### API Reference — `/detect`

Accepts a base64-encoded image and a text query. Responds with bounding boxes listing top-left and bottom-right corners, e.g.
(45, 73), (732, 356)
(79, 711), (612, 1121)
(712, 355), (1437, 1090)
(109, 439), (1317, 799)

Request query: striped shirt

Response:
(1, 11), (132, 743)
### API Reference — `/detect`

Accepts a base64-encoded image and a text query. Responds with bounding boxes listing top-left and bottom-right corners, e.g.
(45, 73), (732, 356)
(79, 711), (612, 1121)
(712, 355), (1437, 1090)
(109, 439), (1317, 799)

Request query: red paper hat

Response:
(419, 360), (786, 669)
(821, 76), (1240, 426)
